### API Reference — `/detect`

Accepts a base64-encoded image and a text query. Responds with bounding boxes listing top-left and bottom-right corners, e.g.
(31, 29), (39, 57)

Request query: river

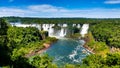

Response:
(43, 38), (90, 66)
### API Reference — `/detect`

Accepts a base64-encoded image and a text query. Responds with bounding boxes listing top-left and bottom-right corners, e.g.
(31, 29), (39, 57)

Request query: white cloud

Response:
(0, 4), (120, 18)
(104, 0), (120, 4)
(0, 7), (35, 17)
(28, 4), (67, 12)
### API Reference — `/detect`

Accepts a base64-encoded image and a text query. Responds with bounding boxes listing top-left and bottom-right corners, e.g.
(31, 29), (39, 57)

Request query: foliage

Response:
(7, 27), (42, 50)
(40, 31), (48, 39)
(87, 41), (109, 53)
(82, 54), (105, 67)
(0, 18), (58, 67)
(63, 64), (76, 68)
(3, 17), (120, 24)
(12, 56), (35, 68)
(0, 18), (11, 66)
(43, 37), (58, 44)
(85, 32), (109, 55)
(30, 55), (55, 68)
(106, 53), (120, 66)
(82, 53), (120, 68)
(0, 18), (9, 35)
(90, 23), (120, 48)
(1, 17), (120, 68)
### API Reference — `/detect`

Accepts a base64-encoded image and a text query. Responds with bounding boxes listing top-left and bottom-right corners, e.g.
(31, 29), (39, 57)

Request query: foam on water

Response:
(43, 39), (90, 66)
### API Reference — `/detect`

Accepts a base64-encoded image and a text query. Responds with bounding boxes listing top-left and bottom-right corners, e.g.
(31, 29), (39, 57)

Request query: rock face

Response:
(40, 31), (48, 40)
(25, 43), (52, 58)
(111, 47), (120, 53)
(43, 43), (50, 48)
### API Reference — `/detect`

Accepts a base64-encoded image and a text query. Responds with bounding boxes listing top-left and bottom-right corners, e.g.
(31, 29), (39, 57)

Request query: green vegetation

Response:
(90, 22), (120, 48)
(1, 17), (120, 68)
(0, 18), (58, 68)
(0, 18), (11, 66)
(3, 17), (120, 24)
(82, 20), (120, 67)
(85, 32), (109, 55)
(91, 23), (120, 48)
(30, 55), (58, 68)
(82, 53), (120, 68)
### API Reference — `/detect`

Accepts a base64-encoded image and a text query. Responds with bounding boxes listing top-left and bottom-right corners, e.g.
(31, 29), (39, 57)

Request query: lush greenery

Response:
(81, 20), (120, 67)
(90, 22), (120, 48)
(0, 18), (58, 68)
(81, 53), (120, 68)
(1, 17), (120, 68)
(84, 32), (109, 55)
(0, 18), (11, 66)
(2, 16), (120, 24)
(82, 20), (120, 67)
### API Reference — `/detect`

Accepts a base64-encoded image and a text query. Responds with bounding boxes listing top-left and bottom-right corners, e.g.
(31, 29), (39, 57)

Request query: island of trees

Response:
(0, 17), (120, 68)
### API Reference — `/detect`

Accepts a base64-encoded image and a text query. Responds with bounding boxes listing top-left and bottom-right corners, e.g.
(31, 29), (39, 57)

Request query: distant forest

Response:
(2, 16), (120, 24)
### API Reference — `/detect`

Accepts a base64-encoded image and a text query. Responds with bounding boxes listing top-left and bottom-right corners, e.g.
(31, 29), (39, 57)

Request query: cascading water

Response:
(59, 24), (67, 37)
(80, 24), (89, 37)
(64, 28), (67, 36)
(48, 24), (54, 36)
(63, 24), (67, 27)
(10, 22), (89, 38)
(51, 24), (68, 38)
(60, 28), (65, 37)
(73, 24), (76, 27)
(77, 24), (81, 28)
(42, 24), (50, 31)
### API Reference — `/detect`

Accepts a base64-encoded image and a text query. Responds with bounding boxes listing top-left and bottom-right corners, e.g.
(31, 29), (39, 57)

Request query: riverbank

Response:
(36, 43), (51, 54)
(25, 43), (51, 58)
(65, 33), (95, 54)
(82, 32), (110, 56)
(83, 37), (95, 54)
(79, 32), (95, 54)
(25, 37), (58, 58)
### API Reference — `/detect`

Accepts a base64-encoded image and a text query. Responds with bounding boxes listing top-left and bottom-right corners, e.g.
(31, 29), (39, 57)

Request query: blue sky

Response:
(0, 0), (120, 18)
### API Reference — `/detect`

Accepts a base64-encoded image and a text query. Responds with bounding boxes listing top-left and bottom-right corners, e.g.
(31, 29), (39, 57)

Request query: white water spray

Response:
(80, 24), (89, 37)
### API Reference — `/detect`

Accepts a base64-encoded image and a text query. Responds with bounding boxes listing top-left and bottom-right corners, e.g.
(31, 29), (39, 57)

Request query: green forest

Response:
(0, 17), (120, 68)
(2, 17), (120, 24)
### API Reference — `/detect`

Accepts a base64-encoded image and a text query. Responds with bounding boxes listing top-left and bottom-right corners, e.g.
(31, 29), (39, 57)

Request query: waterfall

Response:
(60, 28), (65, 37)
(77, 24), (80, 28)
(59, 24), (67, 37)
(10, 22), (89, 38)
(73, 24), (76, 27)
(64, 29), (67, 36)
(63, 24), (67, 27)
(42, 24), (49, 31)
(36, 24), (41, 30)
(58, 24), (61, 26)
(80, 24), (89, 37)
(48, 24), (54, 36)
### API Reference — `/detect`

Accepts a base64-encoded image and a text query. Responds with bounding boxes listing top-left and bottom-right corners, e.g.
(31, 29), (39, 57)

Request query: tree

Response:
(106, 53), (120, 66)
(0, 18), (11, 66)
(30, 55), (53, 68)
(0, 18), (9, 35)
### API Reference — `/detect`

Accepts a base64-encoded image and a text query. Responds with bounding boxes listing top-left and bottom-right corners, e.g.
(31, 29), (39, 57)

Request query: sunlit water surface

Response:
(43, 39), (90, 66)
